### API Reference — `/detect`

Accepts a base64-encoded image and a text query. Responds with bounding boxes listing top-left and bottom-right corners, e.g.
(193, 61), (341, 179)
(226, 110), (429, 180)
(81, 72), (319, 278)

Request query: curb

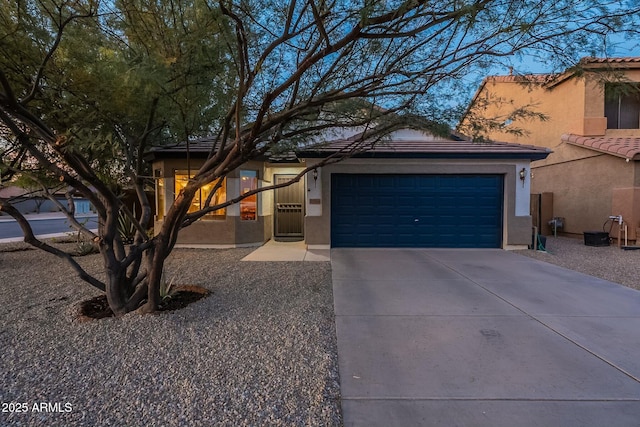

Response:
(0, 229), (99, 245)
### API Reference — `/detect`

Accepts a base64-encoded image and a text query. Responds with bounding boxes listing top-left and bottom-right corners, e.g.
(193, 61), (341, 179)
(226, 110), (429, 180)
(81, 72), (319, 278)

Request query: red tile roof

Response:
(562, 134), (640, 160)
(580, 57), (640, 67)
(484, 74), (555, 84)
(482, 71), (576, 89)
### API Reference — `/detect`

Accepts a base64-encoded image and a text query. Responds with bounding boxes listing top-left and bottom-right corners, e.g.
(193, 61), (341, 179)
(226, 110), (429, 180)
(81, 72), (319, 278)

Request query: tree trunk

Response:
(140, 247), (166, 313)
(134, 185), (195, 314)
(105, 270), (127, 316)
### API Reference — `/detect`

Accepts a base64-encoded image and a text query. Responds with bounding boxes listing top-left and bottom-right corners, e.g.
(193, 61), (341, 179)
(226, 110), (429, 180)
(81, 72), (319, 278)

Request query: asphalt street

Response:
(0, 213), (98, 241)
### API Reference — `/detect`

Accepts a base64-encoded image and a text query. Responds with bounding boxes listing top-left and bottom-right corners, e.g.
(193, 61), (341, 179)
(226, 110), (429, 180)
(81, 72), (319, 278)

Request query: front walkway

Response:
(241, 239), (330, 261)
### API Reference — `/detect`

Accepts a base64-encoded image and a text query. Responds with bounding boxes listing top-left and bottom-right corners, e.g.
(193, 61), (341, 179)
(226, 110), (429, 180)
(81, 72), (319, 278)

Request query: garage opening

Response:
(331, 174), (503, 248)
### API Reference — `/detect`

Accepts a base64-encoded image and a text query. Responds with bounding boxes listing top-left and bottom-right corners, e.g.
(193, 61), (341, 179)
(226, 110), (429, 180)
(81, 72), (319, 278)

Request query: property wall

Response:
(611, 187), (640, 242)
(302, 158), (532, 249)
(531, 143), (636, 236)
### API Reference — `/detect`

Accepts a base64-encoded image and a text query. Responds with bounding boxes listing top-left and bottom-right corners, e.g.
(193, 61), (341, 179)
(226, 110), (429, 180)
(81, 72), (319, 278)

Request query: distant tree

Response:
(10, 172), (62, 213)
(1, 0), (639, 315)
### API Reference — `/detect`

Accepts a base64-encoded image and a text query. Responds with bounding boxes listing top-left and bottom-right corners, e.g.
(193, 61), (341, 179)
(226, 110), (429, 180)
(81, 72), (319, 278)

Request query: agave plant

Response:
(117, 206), (137, 245)
(159, 269), (176, 302)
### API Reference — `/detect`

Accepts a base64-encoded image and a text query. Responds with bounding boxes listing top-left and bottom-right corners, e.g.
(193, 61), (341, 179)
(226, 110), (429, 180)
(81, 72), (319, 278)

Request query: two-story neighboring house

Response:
(460, 57), (640, 242)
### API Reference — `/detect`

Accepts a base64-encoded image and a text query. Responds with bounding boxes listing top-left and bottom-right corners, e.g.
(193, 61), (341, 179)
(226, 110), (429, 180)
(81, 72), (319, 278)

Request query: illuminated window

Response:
(240, 170), (258, 221)
(156, 176), (165, 219)
(174, 171), (226, 220)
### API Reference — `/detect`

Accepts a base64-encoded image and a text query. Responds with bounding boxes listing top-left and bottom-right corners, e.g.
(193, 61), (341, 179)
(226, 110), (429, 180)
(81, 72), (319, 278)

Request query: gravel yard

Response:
(0, 243), (341, 427)
(2, 234), (639, 426)
(514, 235), (640, 291)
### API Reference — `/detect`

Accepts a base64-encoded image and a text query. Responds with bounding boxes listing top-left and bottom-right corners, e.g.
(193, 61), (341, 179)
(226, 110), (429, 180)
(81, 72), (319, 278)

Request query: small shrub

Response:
(75, 241), (99, 256)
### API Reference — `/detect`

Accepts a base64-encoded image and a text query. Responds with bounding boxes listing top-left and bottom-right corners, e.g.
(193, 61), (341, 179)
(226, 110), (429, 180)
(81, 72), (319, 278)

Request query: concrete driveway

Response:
(331, 248), (640, 427)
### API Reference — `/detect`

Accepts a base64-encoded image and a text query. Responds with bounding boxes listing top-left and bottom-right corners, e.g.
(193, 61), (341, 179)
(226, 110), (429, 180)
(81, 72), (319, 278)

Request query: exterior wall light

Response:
(312, 169), (318, 187)
(519, 167), (527, 187)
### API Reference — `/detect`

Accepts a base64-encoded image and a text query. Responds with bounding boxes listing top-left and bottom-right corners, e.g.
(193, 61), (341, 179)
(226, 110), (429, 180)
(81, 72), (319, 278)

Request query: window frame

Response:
(240, 170), (258, 222)
(174, 171), (227, 220)
(604, 82), (640, 129)
(155, 176), (165, 220)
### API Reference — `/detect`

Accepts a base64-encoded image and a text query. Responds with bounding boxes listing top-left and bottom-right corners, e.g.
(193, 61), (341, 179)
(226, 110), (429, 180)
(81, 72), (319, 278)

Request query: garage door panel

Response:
(331, 174), (503, 248)
(378, 195), (395, 205)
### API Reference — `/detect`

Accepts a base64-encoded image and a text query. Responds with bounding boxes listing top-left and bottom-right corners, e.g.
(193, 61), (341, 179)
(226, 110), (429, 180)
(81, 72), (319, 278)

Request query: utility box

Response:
(583, 231), (610, 247)
(531, 193), (554, 235)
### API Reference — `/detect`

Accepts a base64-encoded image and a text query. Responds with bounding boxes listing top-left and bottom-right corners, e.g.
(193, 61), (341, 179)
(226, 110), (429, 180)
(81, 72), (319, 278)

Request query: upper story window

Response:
(174, 171), (226, 220)
(605, 83), (640, 129)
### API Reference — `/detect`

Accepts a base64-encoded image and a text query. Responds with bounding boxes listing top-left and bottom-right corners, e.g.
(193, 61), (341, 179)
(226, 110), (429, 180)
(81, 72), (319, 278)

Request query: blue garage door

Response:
(331, 174), (503, 248)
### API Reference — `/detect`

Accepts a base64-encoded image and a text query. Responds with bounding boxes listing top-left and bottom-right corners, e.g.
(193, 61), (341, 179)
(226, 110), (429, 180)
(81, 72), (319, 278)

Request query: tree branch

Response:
(22, 6), (97, 104)
(0, 200), (106, 292)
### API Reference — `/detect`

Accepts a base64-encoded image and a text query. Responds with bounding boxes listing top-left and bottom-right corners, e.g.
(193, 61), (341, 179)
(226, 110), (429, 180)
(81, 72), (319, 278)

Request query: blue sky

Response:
(502, 34), (640, 75)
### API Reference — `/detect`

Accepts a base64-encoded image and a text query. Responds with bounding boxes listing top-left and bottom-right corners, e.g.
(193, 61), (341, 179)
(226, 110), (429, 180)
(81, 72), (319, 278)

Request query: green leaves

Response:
(0, 0), (237, 185)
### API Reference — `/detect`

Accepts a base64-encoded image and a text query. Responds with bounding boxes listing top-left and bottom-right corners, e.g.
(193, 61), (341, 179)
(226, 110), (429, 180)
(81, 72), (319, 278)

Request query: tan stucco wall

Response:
(583, 75), (604, 118)
(531, 143), (636, 236)
(461, 77), (588, 148)
(461, 70), (640, 149)
(303, 158), (532, 248)
(157, 215), (272, 246)
(611, 188), (640, 242)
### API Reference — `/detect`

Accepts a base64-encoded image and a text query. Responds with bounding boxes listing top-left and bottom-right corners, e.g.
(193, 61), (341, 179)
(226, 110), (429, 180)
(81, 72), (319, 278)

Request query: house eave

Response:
(298, 151), (550, 161)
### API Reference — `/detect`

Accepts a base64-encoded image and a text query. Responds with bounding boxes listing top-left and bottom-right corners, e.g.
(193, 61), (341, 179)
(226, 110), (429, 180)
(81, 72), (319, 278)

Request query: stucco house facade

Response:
(148, 128), (549, 249)
(460, 57), (640, 241)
